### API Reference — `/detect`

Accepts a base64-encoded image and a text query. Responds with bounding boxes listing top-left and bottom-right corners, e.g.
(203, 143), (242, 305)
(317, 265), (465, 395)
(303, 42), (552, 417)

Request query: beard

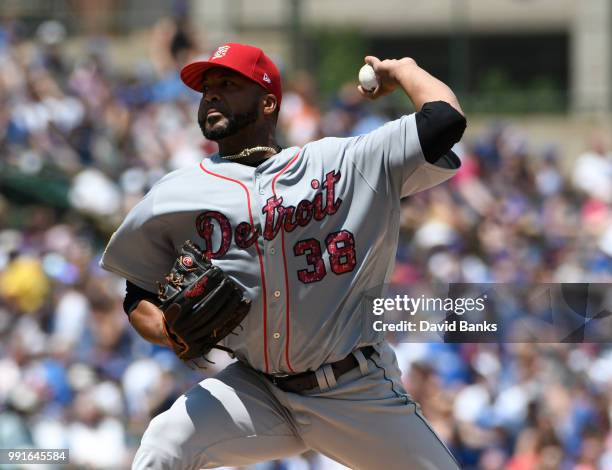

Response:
(199, 105), (259, 141)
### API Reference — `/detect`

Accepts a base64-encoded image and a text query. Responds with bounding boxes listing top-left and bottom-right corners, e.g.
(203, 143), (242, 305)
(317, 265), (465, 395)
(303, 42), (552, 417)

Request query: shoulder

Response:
(322, 115), (414, 143)
(303, 136), (346, 153)
(144, 163), (207, 215)
(150, 164), (203, 193)
(114, 164), (204, 228)
(303, 115), (415, 151)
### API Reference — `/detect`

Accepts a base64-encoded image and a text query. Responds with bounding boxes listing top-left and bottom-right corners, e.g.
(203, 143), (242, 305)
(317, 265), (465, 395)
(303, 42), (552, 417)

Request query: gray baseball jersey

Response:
(101, 113), (458, 375)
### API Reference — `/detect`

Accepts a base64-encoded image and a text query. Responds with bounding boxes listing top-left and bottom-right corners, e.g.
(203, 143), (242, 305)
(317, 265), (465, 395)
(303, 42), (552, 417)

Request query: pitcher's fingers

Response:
(358, 85), (377, 99)
(364, 56), (381, 68)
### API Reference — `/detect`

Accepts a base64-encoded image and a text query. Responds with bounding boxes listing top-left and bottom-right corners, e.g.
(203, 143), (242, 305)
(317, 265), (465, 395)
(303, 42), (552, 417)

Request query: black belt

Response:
(265, 346), (376, 393)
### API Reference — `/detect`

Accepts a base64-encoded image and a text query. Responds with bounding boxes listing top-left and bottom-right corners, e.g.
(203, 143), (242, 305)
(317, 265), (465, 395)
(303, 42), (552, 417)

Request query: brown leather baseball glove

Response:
(157, 240), (251, 361)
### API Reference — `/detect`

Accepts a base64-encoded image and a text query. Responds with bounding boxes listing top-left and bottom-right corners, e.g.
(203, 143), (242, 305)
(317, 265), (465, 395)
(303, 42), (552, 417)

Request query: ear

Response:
(262, 94), (278, 116)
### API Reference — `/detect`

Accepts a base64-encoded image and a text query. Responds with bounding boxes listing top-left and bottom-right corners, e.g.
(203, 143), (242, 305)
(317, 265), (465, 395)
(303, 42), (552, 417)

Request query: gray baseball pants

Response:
(132, 342), (459, 470)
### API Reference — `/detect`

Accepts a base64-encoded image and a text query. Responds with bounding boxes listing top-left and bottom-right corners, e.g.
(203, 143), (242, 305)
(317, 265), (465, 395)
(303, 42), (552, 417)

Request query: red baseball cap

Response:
(180, 43), (282, 107)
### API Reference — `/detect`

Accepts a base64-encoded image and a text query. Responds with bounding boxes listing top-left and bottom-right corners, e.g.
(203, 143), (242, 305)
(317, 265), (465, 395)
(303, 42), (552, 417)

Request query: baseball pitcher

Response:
(101, 43), (466, 469)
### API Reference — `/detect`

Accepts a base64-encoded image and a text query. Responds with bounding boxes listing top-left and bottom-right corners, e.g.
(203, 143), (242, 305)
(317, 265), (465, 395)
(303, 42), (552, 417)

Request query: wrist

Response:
(390, 58), (418, 82)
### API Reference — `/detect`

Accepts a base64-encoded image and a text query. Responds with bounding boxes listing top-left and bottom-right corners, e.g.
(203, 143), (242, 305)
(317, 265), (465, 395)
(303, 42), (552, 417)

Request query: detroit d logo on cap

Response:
(212, 45), (230, 60)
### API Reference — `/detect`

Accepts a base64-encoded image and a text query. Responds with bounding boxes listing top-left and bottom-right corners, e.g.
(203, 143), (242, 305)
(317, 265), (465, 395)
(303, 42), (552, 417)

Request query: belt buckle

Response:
(271, 373), (290, 386)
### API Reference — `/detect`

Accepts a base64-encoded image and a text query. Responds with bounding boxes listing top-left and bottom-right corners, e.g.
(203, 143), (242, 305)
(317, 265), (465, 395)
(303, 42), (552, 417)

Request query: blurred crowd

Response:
(0, 15), (611, 470)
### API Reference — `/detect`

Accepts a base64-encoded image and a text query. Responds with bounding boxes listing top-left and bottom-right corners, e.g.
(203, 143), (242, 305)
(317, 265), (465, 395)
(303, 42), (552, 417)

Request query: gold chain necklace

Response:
(221, 146), (279, 161)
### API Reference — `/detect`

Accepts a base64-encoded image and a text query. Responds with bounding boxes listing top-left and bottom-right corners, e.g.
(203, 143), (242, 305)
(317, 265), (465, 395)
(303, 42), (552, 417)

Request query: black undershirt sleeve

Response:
(123, 280), (160, 316)
(415, 100), (466, 166)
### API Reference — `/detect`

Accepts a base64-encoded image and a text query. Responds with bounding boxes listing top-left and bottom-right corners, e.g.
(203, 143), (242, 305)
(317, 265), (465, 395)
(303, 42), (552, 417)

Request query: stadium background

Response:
(1, 0), (611, 468)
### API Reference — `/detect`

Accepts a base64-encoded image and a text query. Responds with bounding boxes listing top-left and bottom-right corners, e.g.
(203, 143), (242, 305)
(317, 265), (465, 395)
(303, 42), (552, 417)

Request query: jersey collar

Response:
(206, 147), (301, 174)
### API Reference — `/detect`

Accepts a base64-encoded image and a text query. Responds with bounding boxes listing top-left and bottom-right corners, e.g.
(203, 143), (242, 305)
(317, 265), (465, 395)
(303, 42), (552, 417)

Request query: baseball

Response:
(359, 64), (379, 92)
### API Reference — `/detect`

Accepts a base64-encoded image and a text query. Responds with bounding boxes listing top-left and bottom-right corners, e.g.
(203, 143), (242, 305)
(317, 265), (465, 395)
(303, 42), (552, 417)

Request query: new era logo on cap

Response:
(180, 43), (283, 107)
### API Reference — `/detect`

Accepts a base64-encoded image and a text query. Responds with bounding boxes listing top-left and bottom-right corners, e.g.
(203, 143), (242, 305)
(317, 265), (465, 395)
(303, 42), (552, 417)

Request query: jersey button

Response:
(273, 290), (281, 298)
(269, 248), (276, 255)
(273, 332), (281, 339)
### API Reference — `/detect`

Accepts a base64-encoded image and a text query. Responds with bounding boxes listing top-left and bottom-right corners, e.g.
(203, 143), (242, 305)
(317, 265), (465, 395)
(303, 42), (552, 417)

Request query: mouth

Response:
(204, 109), (227, 128)
(206, 108), (224, 118)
